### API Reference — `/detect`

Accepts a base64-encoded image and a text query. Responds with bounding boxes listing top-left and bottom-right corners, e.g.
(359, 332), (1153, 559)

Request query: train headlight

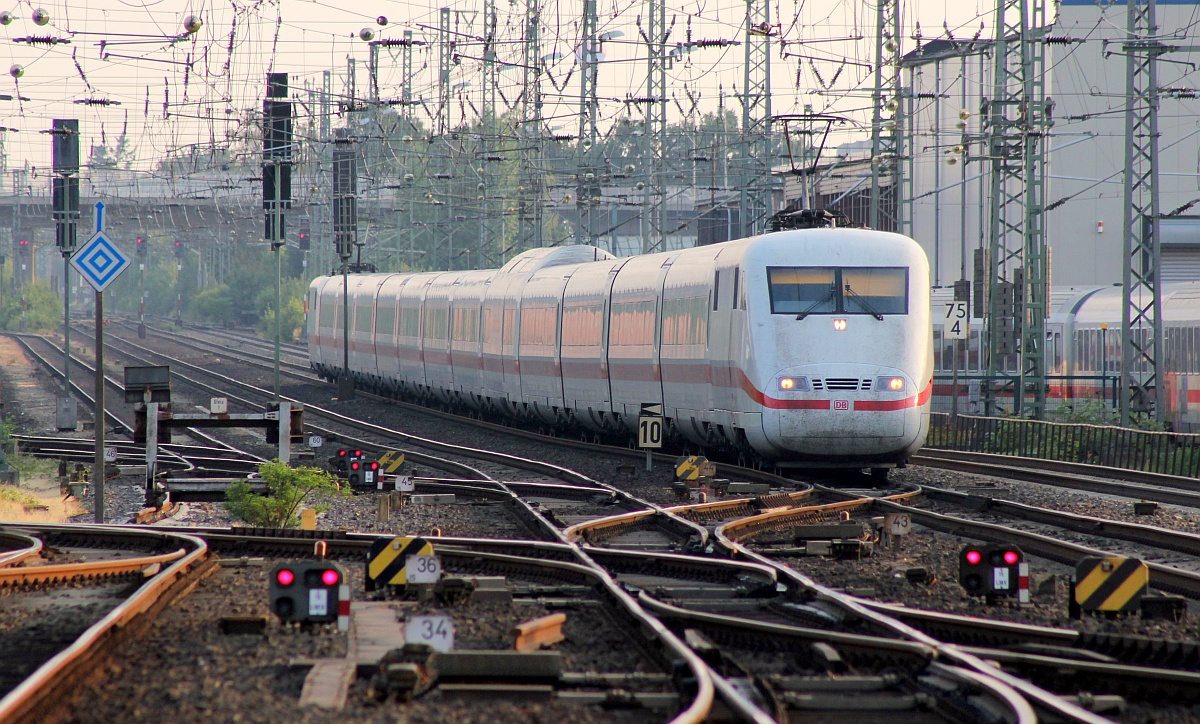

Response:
(778, 376), (810, 392)
(833, 319), (847, 331)
(877, 376), (905, 392)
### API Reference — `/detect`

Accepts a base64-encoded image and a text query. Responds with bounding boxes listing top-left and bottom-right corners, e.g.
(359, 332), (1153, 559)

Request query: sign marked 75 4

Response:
(944, 301), (969, 340)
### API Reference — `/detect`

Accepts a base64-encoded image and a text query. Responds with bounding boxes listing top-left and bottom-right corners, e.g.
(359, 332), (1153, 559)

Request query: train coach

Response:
(932, 281), (1200, 430)
(309, 228), (934, 470)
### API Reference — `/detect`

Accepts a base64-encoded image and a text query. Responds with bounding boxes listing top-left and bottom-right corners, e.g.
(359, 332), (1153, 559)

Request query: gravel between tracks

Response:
(763, 463), (1200, 638)
(61, 560), (664, 723)
(0, 582), (139, 698)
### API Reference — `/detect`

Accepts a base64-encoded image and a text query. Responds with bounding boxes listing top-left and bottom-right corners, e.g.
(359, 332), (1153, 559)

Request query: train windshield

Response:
(768, 267), (908, 316)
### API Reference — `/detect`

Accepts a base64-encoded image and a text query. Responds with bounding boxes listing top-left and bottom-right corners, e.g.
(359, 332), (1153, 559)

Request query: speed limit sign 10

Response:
(638, 416), (663, 448)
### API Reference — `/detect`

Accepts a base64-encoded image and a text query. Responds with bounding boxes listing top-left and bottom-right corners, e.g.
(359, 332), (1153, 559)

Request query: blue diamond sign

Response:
(71, 231), (130, 293)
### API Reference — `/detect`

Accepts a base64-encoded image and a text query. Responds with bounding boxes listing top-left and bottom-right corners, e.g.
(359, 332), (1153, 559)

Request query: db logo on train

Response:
(834, 400), (850, 411)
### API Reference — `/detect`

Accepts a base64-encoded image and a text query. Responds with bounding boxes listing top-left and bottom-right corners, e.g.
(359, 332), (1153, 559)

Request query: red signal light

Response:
(276, 569), (295, 586)
(354, 449), (363, 457)
(1003, 550), (1019, 565)
(338, 449), (348, 457)
(965, 550), (982, 565)
(350, 461), (360, 470)
(321, 569), (339, 586)
(369, 462), (379, 471)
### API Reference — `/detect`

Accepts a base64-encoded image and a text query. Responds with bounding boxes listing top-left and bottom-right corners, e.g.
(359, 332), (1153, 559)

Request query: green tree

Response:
(190, 284), (237, 325)
(0, 281), (62, 332)
(224, 460), (346, 528)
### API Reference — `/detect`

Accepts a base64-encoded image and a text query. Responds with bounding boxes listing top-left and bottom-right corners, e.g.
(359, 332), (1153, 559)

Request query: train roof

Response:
(1070, 281), (1200, 324)
(498, 245), (617, 275)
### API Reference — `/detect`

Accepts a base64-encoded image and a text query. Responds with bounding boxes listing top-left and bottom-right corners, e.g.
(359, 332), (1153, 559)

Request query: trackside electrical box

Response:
(269, 561), (346, 624)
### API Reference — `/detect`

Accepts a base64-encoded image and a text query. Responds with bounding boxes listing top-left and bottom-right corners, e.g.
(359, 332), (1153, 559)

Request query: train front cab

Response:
(742, 231), (932, 464)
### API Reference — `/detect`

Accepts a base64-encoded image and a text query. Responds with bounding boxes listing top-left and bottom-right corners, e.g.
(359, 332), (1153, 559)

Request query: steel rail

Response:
(14, 435), (261, 477)
(566, 489), (817, 546)
(914, 448), (1200, 507)
(0, 526), (210, 723)
(122, 321), (314, 375)
(637, 593), (1040, 721)
(717, 486), (921, 542)
(0, 530), (43, 568)
(0, 547), (187, 586)
(711, 503), (1112, 723)
(191, 526), (725, 722)
(873, 497), (1200, 601)
(11, 334), (260, 462)
(917, 447), (1200, 490)
(9, 334), (132, 437)
(923, 484), (1200, 558)
(954, 646), (1200, 702)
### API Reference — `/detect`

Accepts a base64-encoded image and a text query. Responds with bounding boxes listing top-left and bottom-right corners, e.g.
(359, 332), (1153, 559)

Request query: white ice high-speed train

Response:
(308, 228), (934, 468)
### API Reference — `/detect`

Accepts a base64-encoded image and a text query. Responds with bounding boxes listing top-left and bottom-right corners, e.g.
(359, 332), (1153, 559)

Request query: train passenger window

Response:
(355, 303), (373, 333)
(482, 307), (500, 349)
(451, 307), (479, 342)
(732, 267), (739, 310)
(610, 300), (656, 346)
(320, 295), (336, 330)
(376, 305), (396, 337)
(520, 306), (557, 347)
(398, 306), (420, 338)
(662, 296), (708, 345)
(713, 271), (720, 311)
(424, 306), (449, 341)
(562, 304), (603, 346)
(767, 267), (836, 314)
(767, 267), (908, 316)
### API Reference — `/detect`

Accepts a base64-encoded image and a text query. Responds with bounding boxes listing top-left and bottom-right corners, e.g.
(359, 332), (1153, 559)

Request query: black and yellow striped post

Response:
(377, 451), (407, 474)
(1071, 556), (1149, 617)
(365, 535), (434, 591)
(675, 455), (708, 482)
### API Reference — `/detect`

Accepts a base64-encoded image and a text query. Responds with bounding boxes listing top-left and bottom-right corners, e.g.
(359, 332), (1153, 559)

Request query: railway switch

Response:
(269, 561), (348, 625)
(959, 545), (1028, 601)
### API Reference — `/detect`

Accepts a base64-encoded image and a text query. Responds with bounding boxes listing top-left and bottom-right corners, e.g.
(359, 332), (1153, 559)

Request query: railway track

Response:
(0, 524), (212, 722)
(5, 324), (1195, 720)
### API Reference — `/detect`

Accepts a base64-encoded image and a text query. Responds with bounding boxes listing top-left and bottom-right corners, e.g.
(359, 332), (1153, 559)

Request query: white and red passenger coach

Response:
(308, 228), (933, 468)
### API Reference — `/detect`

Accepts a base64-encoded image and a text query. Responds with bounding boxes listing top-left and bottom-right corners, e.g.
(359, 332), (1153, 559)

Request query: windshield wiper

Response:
(843, 284), (884, 320)
(796, 286), (837, 320)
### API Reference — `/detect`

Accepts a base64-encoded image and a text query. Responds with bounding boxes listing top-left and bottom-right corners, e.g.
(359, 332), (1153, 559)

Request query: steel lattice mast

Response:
(481, 0), (501, 264)
(868, 0), (901, 232)
(1121, 0), (1164, 425)
(983, 0), (1050, 418)
(438, 8), (452, 137)
(578, 0), (601, 247)
(515, 0), (544, 256)
(739, 0), (772, 237)
(641, 0), (668, 253)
